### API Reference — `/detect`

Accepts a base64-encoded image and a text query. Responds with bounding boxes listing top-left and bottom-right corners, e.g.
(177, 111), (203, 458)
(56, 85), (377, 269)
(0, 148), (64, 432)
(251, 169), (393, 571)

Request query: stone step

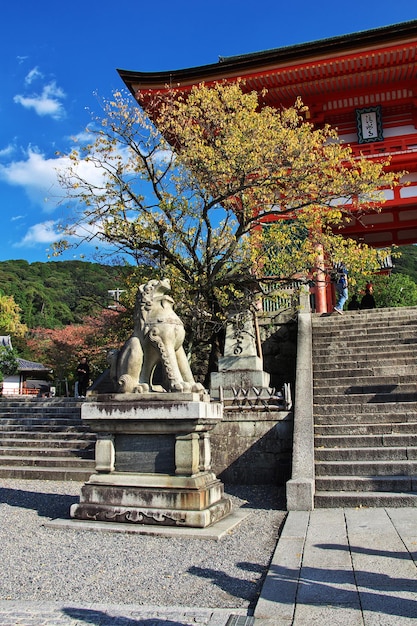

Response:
(313, 362), (417, 376)
(0, 431), (95, 442)
(0, 424), (92, 433)
(313, 353), (417, 368)
(315, 415), (417, 426)
(0, 466), (95, 481)
(0, 403), (82, 413)
(312, 306), (417, 323)
(0, 400), (81, 406)
(313, 325), (417, 337)
(312, 318), (417, 332)
(313, 327), (417, 340)
(313, 322), (417, 335)
(315, 446), (417, 461)
(315, 422), (417, 436)
(312, 307), (417, 504)
(313, 346), (417, 361)
(314, 404), (417, 418)
(312, 336), (417, 346)
(314, 386), (416, 397)
(314, 310), (417, 321)
(0, 412), (82, 422)
(313, 365), (417, 378)
(314, 490), (417, 508)
(314, 391), (417, 405)
(0, 454), (95, 468)
(0, 398), (95, 482)
(0, 437), (95, 448)
(315, 433), (417, 447)
(0, 402), (81, 409)
(0, 418), (87, 427)
(0, 446), (94, 458)
(314, 341), (417, 353)
(312, 332), (417, 351)
(1, 428), (96, 443)
(315, 474), (417, 492)
(315, 459), (417, 476)
(0, 398), (81, 404)
(314, 374), (417, 389)
(313, 322), (417, 336)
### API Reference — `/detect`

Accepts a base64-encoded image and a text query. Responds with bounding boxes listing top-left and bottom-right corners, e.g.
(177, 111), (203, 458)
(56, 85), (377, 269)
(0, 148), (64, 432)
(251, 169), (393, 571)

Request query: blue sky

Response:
(0, 0), (416, 264)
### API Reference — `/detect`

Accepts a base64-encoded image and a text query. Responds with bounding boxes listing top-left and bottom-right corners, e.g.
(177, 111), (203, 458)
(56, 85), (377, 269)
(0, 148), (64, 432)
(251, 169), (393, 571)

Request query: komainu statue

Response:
(110, 278), (205, 394)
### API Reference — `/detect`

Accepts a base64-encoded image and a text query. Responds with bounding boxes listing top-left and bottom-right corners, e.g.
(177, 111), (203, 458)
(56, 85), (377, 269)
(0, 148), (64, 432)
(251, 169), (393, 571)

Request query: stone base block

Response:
(286, 477), (315, 511)
(70, 499), (232, 528)
(211, 369), (270, 390)
(70, 471), (233, 528)
(47, 509), (250, 539)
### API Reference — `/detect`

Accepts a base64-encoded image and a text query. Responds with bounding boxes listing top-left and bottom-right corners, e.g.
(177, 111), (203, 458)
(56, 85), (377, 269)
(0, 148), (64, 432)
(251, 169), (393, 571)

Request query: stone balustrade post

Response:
(175, 433), (200, 476)
(95, 433), (115, 473)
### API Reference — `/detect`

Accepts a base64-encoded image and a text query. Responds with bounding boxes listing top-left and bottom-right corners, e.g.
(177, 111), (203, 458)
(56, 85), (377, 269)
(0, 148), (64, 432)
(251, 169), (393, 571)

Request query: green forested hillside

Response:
(0, 246), (416, 330)
(0, 260), (123, 329)
(392, 244), (417, 283)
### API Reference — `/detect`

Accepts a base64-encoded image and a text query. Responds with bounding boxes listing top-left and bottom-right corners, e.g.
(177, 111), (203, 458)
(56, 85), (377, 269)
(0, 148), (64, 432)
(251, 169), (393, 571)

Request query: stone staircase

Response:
(0, 398), (96, 480)
(312, 306), (417, 507)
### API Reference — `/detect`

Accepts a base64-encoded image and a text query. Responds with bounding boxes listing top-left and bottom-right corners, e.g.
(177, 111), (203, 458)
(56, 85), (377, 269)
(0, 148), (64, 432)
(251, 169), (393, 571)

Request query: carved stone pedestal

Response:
(211, 311), (275, 405)
(70, 393), (232, 528)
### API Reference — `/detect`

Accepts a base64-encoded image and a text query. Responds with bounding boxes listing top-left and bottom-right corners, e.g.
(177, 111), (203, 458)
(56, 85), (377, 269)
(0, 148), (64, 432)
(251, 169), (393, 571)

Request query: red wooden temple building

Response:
(119, 20), (417, 312)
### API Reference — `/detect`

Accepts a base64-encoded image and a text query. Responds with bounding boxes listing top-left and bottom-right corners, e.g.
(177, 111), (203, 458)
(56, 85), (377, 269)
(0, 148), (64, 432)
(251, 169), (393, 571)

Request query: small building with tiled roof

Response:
(0, 336), (52, 396)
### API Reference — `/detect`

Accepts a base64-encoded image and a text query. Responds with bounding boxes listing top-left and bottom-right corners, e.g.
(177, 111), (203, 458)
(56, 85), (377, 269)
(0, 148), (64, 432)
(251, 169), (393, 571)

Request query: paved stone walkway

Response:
(255, 507), (417, 625)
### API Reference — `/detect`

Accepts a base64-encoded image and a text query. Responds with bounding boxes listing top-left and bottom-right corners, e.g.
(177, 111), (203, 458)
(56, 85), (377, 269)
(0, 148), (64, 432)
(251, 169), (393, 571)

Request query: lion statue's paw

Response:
(117, 374), (138, 394)
(191, 382), (206, 393)
(169, 381), (206, 393)
(171, 381), (189, 392)
(134, 383), (150, 394)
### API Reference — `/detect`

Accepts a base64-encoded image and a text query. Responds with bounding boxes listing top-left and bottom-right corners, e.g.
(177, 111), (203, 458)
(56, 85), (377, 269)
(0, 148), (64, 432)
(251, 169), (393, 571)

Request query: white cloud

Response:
(0, 149), (64, 210)
(25, 66), (43, 85)
(0, 144), (15, 159)
(0, 148), (110, 211)
(10, 214), (26, 222)
(14, 220), (60, 248)
(70, 130), (93, 143)
(14, 217), (112, 252)
(14, 81), (66, 120)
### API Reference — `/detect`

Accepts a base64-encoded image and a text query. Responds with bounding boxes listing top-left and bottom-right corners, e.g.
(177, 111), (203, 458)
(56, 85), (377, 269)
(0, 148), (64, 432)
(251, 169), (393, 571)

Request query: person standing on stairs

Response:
(76, 356), (90, 398)
(333, 264), (348, 315)
(347, 294), (360, 310)
(361, 287), (376, 310)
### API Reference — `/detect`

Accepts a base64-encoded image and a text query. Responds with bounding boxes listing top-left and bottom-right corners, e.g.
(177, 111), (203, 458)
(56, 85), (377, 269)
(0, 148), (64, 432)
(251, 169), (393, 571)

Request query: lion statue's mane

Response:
(110, 278), (204, 394)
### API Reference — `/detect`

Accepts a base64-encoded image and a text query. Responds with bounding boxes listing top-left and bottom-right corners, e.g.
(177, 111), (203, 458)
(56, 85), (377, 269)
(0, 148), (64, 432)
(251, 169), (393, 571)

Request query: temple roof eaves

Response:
(219, 19), (417, 64)
(118, 19), (417, 91)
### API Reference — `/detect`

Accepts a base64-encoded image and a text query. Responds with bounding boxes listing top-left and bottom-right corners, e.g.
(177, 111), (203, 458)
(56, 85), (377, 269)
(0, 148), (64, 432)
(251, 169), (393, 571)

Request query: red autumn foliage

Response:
(27, 309), (121, 386)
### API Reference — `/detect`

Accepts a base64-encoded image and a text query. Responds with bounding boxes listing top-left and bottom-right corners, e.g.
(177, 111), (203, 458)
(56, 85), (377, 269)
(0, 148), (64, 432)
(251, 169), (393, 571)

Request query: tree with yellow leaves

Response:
(55, 82), (400, 374)
(0, 293), (28, 338)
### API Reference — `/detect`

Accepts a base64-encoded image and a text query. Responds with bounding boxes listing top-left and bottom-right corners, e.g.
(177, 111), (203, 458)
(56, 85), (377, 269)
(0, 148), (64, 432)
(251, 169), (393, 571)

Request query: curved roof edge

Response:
(219, 19), (417, 63)
(118, 20), (417, 88)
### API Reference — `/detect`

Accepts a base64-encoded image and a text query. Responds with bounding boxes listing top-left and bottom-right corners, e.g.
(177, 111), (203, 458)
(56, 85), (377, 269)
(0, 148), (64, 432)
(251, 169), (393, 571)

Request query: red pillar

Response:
(315, 245), (328, 313)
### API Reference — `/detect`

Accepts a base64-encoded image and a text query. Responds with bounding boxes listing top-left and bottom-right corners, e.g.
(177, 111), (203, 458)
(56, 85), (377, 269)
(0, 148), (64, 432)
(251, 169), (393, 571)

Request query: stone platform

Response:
(70, 393), (233, 528)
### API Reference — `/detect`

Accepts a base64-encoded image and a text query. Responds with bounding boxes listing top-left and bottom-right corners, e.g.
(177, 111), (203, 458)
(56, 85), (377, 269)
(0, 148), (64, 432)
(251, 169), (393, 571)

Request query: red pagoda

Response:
(119, 20), (417, 312)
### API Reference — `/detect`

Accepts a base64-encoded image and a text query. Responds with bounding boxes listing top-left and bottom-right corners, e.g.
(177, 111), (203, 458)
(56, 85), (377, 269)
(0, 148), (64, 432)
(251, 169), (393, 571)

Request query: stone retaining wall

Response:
(211, 409), (293, 485)
(209, 315), (296, 485)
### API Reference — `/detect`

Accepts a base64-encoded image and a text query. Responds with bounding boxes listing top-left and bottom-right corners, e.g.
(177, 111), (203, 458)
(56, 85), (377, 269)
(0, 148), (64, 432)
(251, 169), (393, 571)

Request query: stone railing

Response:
(261, 280), (303, 314)
(286, 284), (315, 510)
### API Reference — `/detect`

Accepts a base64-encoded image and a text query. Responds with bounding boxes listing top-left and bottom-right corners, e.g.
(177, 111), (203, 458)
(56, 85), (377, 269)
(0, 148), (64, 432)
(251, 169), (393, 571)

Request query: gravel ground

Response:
(0, 479), (286, 611)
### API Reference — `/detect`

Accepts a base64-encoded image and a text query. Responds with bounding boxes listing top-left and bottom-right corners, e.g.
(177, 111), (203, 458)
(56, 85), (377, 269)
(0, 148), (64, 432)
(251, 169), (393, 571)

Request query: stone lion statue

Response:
(110, 278), (205, 394)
